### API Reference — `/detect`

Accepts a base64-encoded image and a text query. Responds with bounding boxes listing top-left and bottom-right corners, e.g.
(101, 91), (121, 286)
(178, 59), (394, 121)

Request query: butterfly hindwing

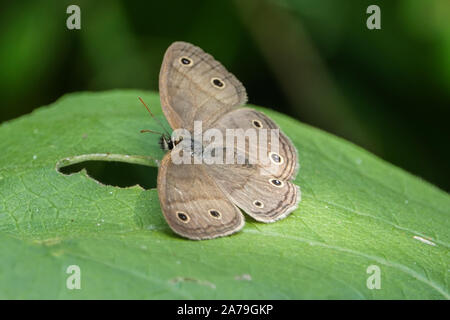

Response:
(157, 152), (245, 240)
(205, 162), (300, 223)
(211, 108), (299, 181)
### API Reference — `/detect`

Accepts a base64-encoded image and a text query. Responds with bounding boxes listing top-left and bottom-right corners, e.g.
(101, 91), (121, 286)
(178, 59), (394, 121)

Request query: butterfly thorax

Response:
(160, 133), (207, 164)
(159, 133), (197, 154)
(159, 134), (178, 151)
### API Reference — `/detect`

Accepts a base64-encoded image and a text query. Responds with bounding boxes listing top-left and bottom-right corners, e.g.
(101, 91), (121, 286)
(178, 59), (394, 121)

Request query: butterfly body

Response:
(156, 42), (300, 240)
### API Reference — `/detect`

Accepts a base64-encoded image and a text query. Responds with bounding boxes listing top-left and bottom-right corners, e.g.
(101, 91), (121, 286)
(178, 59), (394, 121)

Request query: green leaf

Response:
(0, 90), (448, 299)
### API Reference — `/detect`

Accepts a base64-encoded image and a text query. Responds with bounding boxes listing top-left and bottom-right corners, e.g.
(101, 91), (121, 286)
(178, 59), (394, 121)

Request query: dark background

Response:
(1, 0), (449, 191)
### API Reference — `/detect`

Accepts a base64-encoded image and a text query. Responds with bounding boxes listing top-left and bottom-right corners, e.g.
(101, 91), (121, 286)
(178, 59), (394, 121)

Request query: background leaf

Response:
(0, 90), (448, 299)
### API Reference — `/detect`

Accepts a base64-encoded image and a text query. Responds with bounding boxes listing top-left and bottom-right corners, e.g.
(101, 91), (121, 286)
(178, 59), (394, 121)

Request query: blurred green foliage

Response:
(0, 0), (449, 190)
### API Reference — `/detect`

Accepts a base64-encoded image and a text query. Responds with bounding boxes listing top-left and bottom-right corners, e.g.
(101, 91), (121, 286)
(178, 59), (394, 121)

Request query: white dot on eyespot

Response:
(177, 212), (190, 223)
(179, 56), (193, 66)
(253, 200), (264, 208)
(211, 77), (225, 89)
(269, 152), (284, 165)
(269, 179), (284, 187)
(252, 120), (263, 128)
(209, 209), (221, 219)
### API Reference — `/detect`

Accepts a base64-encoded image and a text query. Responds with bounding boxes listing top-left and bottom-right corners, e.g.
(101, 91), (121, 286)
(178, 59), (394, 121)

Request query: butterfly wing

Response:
(159, 41), (247, 130)
(203, 108), (300, 222)
(205, 162), (301, 223)
(212, 108), (299, 181)
(157, 152), (245, 240)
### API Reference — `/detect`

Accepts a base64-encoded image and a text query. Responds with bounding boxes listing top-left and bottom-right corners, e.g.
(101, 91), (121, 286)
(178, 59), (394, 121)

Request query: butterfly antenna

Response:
(138, 97), (171, 136)
(140, 129), (163, 135)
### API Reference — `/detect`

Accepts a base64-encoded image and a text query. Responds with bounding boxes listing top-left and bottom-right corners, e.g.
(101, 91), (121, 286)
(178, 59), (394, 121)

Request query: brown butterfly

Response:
(155, 42), (300, 240)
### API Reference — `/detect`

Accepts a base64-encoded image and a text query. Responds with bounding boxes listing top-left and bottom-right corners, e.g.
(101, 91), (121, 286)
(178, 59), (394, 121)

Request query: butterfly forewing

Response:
(159, 41), (247, 130)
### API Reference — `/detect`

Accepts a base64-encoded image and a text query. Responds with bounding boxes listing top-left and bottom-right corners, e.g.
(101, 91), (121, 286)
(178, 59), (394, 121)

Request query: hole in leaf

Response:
(58, 161), (158, 189)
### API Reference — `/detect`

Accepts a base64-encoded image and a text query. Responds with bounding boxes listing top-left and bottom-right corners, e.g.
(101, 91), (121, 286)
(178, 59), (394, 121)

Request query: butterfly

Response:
(154, 42), (300, 240)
